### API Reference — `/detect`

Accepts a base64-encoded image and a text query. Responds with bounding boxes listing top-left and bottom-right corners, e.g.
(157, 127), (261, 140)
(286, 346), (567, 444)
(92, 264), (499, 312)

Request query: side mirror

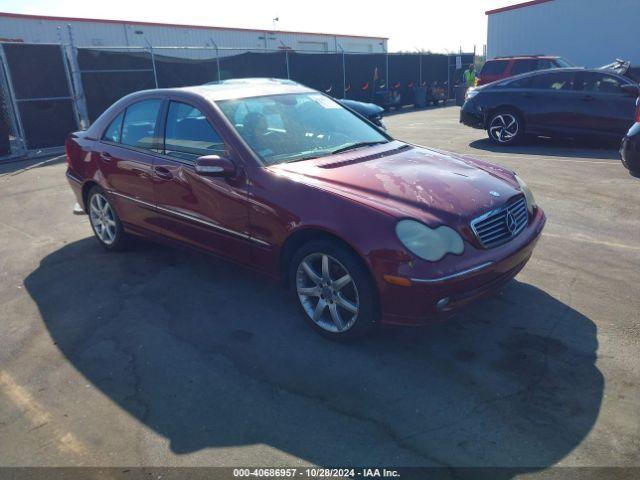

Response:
(195, 155), (236, 177)
(621, 84), (640, 97)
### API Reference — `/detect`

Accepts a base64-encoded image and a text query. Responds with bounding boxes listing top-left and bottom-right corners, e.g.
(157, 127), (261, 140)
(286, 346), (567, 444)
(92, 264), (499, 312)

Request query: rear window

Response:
(480, 60), (509, 76)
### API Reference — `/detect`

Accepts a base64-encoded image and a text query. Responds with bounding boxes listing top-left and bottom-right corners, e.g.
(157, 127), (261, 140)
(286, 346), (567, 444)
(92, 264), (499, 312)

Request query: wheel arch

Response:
(81, 180), (100, 210)
(485, 104), (526, 130)
(279, 226), (373, 288)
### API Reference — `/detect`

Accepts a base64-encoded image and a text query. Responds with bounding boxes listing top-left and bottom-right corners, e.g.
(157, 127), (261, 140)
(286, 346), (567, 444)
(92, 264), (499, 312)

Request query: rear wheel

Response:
(290, 239), (378, 340)
(87, 186), (128, 251)
(487, 110), (524, 145)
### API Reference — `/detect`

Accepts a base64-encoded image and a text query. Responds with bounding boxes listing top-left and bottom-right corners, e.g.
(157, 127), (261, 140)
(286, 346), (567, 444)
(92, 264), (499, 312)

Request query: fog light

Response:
(436, 297), (450, 311)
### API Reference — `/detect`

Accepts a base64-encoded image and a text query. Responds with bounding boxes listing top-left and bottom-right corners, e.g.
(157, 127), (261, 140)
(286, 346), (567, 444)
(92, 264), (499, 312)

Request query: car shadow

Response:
(24, 237), (603, 476)
(469, 137), (620, 161)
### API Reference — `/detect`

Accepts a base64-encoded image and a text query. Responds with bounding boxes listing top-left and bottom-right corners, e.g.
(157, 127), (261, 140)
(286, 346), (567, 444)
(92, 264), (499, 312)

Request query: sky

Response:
(0, 0), (517, 53)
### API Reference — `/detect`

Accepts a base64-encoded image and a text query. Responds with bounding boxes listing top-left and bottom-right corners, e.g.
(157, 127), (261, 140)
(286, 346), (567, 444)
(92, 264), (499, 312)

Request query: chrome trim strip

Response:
(66, 170), (82, 184)
(108, 190), (155, 209)
(107, 190), (270, 247)
(411, 261), (494, 284)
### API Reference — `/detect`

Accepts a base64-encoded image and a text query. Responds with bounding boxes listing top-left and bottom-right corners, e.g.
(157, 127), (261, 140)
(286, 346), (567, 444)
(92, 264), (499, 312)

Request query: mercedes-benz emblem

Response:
(489, 191), (501, 197)
(505, 211), (518, 235)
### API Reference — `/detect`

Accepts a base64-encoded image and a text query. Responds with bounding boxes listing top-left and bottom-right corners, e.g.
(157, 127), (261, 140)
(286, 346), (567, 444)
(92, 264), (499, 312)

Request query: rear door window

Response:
(480, 60), (509, 76)
(164, 101), (226, 161)
(530, 72), (575, 90)
(121, 99), (162, 150)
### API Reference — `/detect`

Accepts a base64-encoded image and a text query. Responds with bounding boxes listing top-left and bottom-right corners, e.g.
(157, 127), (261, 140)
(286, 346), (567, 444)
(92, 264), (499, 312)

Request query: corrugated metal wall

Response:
(0, 15), (385, 55)
(487, 0), (640, 67)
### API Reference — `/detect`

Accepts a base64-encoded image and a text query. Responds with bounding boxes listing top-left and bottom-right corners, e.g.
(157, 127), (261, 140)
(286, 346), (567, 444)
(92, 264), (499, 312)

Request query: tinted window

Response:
(537, 59), (554, 70)
(121, 99), (161, 150)
(502, 76), (532, 89)
(555, 58), (573, 68)
(511, 59), (538, 75)
(164, 102), (225, 161)
(480, 60), (508, 76)
(580, 73), (624, 94)
(530, 72), (575, 90)
(102, 112), (124, 143)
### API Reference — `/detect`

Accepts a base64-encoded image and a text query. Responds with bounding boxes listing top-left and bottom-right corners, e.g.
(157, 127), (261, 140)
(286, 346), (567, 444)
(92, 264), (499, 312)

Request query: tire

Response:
(87, 185), (128, 251)
(289, 239), (378, 341)
(487, 110), (524, 146)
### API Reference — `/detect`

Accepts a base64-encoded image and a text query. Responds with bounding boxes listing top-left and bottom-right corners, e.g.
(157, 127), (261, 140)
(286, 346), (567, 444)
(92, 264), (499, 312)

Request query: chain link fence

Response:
(0, 41), (473, 161)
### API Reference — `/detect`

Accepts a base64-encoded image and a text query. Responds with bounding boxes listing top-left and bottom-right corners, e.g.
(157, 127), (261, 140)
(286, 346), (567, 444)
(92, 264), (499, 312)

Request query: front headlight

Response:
(514, 174), (536, 214)
(465, 88), (479, 100)
(396, 220), (464, 262)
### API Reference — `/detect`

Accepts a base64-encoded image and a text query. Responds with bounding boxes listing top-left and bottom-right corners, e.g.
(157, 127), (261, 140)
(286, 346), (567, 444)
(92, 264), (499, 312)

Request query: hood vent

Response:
(317, 144), (412, 169)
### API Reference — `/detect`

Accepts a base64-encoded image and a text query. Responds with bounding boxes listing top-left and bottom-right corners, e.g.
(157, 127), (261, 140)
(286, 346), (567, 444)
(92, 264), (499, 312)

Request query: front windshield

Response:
(217, 93), (388, 165)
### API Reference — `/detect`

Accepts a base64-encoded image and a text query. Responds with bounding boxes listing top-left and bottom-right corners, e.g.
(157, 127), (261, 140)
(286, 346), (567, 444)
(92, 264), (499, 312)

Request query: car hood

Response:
(270, 141), (522, 228)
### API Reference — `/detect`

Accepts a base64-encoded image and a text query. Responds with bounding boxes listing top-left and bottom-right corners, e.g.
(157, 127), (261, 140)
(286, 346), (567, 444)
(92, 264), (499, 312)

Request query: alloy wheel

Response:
(489, 113), (519, 144)
(89, 193), (117, 245)
(295, 253), (359, 333)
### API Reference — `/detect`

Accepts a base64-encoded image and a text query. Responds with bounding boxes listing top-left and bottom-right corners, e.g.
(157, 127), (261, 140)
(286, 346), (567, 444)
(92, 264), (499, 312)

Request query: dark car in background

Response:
(477, 55), (573, 86)
(461, 66), (639, 145)
(620, 97), (640, 177)
(337, 98), (386, 129)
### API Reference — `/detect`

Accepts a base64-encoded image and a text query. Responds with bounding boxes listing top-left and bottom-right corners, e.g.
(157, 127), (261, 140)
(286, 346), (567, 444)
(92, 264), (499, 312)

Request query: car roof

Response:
(173, 78), (315, 101)
(489, 55), (561, 61)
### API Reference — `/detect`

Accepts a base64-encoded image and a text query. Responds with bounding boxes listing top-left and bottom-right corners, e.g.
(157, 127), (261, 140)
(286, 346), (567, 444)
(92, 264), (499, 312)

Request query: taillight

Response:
(636, 103), (640, 123)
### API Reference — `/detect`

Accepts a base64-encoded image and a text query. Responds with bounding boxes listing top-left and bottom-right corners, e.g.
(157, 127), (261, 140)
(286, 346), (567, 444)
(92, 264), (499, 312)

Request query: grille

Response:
(471, 196), (528, 248)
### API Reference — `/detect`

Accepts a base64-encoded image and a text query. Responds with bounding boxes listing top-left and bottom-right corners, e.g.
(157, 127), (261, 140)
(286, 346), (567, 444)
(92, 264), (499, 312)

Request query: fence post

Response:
(209, 38), (221, 82)
(0, 44), (27, 155)
(384, 45), (389, 93)
(337, 43), (346, 99)
(61, 44), (90, 130)
(143, 39), (159, 88)
(285, 49), (290, 79)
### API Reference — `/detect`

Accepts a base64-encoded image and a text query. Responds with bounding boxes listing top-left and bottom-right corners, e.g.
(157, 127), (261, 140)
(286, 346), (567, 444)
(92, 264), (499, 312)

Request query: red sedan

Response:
(65, 79), (545, 340)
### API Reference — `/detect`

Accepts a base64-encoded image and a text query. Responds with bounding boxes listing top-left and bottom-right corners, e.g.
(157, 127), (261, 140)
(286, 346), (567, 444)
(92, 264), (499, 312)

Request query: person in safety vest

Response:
(463, 64), (476, 88)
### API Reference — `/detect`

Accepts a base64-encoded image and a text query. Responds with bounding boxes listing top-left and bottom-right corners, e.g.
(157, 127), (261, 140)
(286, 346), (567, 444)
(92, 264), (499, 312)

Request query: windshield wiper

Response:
(330, 141), (388, 155)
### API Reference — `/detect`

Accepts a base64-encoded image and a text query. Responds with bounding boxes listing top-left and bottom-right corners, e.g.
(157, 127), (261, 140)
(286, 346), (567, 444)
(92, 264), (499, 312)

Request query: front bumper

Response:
(378, 208), (546, 326)
(460, 102), (485, 129)
(620, 127), (640, 176)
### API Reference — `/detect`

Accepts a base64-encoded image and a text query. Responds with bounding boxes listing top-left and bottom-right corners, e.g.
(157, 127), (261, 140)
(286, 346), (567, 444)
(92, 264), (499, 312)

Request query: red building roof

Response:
(486, 0), (555, 15)
(0, 11), (388, 40)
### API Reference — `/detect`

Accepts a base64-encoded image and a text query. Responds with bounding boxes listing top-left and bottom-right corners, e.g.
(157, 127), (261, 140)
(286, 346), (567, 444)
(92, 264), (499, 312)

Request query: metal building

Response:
(0, 11), (387, 55)
(486, 0), (640, 67)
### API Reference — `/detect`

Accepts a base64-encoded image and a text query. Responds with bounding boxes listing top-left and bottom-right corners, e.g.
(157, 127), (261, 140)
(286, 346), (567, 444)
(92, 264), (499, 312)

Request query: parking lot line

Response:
(0, 370), (87, 457)
(543, 232), (640, 251)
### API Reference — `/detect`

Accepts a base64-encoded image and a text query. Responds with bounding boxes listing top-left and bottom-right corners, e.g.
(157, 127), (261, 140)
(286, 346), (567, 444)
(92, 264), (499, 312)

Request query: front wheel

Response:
(487, 111), (524, 145)
(290, 240), (378, 340)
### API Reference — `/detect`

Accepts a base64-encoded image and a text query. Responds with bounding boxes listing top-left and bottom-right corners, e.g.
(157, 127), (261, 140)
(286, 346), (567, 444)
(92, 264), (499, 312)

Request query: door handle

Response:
(99, 151), (113, 161)
(154, 166), (173, 180)
(582, 95), (595, 102)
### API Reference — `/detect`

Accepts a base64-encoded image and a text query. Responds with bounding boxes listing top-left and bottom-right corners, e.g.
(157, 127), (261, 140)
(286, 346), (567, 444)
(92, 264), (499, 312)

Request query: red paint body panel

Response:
(66, 84), (546, 326)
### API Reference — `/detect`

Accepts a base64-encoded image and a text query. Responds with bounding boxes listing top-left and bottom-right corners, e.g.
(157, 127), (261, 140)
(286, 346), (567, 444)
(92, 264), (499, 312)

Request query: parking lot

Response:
(0, 104), (638, 475)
